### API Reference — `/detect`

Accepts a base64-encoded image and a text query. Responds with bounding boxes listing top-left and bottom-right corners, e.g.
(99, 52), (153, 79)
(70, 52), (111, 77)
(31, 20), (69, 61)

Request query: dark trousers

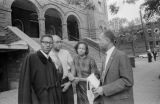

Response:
(154, 56), (157, 61)
(62, 85), (74, 104)
(61, 77), (74, 104)
(147, 53), (152, 62)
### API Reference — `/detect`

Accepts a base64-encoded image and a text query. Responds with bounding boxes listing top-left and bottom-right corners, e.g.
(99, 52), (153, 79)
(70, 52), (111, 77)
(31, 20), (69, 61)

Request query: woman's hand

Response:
(73, 77), (87, 84)
(73, 77), (80, 84)
(67, 72), (75, 82)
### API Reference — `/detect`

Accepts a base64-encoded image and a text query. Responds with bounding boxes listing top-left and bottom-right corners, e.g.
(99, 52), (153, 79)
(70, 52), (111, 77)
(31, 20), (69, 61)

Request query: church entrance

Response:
(67, 15), (80, 41)
(11, 0), (39, 38)
(45, 9), (62, 38)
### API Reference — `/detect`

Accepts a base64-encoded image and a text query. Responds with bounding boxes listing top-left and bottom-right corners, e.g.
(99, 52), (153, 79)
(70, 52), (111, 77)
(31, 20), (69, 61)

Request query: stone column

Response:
(1, 7), (12, 27)
(62, 23), (68, 40)
(78, 26), (83, 39)
(38, 17), (45, 37)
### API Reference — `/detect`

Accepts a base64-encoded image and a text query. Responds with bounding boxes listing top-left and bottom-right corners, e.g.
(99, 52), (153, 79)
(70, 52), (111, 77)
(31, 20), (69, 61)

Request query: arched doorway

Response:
(67, 15), (79, 41)
(11, 0), (39, 38)
(45, 9), (62, 38)
(12, 19), (24, 31)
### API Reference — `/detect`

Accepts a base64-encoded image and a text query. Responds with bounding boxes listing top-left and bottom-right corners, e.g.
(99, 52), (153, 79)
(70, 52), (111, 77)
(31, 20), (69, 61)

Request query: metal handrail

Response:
(67, 34), (105, 57)
(68, 34), (79, 41)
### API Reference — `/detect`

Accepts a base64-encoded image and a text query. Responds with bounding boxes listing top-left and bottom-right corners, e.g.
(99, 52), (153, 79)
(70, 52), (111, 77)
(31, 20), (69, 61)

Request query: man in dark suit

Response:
(93, 30), (134, 104)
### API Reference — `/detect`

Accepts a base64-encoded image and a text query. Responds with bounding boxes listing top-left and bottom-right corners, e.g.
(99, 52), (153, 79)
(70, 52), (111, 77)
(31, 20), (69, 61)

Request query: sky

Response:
(107, 0), (145, 21)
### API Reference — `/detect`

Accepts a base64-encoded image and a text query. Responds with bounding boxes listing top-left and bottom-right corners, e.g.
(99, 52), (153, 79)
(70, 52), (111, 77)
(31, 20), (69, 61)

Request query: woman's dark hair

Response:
(74, 41), (89, 55)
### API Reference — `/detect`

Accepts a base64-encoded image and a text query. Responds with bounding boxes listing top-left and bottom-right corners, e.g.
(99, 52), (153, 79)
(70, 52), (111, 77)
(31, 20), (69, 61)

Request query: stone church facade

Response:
(0, 0), (108, 40)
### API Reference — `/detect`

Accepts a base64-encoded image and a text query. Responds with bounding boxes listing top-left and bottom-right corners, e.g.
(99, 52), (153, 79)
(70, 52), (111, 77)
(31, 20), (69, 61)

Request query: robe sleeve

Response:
(18, 55), (32, 104)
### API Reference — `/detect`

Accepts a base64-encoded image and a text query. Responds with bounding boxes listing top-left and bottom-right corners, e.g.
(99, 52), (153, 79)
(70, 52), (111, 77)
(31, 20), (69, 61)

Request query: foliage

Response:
(110, 3), (119, 14)
(141, 0), (160, 20)
(108, 17), (128, 33)
(118, 20), (141, 42)
(109, 17), (141, 33)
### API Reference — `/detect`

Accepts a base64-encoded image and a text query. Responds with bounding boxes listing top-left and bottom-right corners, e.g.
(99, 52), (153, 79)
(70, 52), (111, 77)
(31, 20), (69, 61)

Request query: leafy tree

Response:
(108, 17), (128, 35)
(110, 3), (119, 14)
(141, 0), (160, 20)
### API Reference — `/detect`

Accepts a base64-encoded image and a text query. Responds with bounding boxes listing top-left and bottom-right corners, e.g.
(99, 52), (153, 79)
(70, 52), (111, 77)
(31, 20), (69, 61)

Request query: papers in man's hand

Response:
(87, 73), (100, 88)
(87, 73), (100, 104)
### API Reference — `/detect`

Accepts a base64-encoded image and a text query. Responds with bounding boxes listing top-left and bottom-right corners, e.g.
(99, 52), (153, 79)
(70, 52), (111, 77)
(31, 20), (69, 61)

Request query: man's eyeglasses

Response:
(41, 41), (53, 45)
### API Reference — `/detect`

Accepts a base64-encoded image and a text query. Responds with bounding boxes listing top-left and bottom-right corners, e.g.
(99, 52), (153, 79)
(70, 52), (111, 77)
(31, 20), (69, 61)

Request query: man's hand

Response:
(93, 87), (103, 96)
(61, 82), (71, 92)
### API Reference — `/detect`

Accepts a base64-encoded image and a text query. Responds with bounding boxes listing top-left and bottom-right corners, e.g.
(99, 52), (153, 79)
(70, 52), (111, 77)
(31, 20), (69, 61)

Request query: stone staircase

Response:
(2, 26), (41, 90)
(7, 26), (41, 51)
(63, 40), (104, 69)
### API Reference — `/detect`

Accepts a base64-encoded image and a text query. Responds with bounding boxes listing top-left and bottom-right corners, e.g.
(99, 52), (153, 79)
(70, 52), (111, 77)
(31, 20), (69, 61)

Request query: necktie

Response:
(104, 53), (107, 69)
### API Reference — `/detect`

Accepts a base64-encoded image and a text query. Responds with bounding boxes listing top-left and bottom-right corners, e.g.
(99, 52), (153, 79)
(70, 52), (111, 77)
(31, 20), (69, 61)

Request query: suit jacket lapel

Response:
(101, 48), (117, 84)
(100, 56), (106, 83)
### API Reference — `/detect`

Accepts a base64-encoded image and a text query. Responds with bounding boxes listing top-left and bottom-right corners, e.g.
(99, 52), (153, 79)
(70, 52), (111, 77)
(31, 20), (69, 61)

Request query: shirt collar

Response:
(40, 50), (49, 59)
(105, 46), (115, 55)
(77, 54), (87, 59)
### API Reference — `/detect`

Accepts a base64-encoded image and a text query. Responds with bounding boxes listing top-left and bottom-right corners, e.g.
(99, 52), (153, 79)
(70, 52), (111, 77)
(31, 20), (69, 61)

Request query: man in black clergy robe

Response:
(18, 35), (63, 104)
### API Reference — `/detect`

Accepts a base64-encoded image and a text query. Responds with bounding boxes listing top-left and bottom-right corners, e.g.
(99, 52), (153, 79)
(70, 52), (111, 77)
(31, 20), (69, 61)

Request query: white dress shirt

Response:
(105, 46), (115, 69)
(49, 49), (73, 79)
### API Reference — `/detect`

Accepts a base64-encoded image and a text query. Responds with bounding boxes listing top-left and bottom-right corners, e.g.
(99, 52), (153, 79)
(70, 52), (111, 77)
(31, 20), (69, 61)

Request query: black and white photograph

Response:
(0, 0), (160, 104)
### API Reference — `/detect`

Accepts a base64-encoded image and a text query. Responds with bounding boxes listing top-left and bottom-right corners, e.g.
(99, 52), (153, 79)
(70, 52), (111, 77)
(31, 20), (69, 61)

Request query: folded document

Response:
(87, 73), (100, 104)
(87, 73), (100, 88)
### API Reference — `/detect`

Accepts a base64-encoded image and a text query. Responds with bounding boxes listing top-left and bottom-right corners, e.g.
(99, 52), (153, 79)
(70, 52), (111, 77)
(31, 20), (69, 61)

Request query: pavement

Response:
(133, 58), (160, 104)
(0, 58), (160, 104)
(0, 89), (17, 104)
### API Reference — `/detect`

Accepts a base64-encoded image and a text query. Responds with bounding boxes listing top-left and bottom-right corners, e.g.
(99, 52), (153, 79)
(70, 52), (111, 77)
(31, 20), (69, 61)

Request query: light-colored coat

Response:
(96, 48), (134, 104)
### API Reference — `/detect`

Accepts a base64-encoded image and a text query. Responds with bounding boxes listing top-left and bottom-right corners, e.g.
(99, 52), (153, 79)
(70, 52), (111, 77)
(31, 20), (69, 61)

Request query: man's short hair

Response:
(103, 30), (116, 43)
(74, 41), (89, 55)
(40, 34), (53, 42)
(52, 35), (62, 40)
